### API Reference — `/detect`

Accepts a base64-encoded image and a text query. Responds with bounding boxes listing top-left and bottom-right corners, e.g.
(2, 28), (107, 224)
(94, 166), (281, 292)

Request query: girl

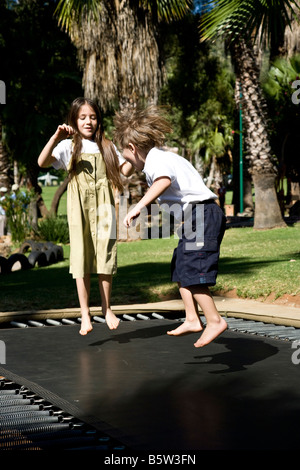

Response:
(113, 105), (227, 348)
(38, 97), (133, 335)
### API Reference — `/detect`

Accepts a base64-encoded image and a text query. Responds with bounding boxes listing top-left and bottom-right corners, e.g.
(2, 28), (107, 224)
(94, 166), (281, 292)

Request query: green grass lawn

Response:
(215, 224), (300, 300)
(0, 222), (299, 312)
(40, 184), (67, 216)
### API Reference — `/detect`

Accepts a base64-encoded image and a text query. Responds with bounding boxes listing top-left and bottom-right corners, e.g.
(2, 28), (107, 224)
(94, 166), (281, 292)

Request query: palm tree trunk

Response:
(232, 41), (286, 229)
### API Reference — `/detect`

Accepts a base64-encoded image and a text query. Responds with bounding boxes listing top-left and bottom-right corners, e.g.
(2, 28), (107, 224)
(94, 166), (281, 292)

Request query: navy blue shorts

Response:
(171, 201), (226, 287)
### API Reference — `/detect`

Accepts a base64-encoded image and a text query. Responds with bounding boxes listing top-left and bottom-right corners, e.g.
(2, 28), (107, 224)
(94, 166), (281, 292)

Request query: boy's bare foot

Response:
(79, 312), (93, 336)
(167, 317), (204, 336)
(105, 308), (120, 330)
(194, 317), (227, 347)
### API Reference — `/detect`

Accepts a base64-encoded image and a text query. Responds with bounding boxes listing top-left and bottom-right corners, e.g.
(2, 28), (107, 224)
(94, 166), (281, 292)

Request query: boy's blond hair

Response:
(113, 105), (172, 154)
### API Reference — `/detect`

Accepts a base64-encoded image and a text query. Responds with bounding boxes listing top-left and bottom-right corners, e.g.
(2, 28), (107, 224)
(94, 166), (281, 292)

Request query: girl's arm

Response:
(123, 176), (171, 228)
(38, 124), (74, 168)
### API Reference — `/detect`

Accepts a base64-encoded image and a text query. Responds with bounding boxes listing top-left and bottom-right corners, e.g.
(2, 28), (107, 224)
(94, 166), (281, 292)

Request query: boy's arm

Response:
(120, 161), (134, 177)
(123, 176), (171, 227)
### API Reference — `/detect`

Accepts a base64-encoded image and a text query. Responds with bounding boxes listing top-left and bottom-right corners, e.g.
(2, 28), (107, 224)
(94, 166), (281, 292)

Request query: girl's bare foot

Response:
(194, 317), (227, 347)
(105, 308), (120, 330)
(79, 312), (93, 336)
(167, 317), (204, 336)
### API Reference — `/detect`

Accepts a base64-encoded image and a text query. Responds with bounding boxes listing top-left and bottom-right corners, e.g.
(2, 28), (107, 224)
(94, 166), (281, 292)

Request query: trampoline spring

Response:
(0, 398), (33, 407)
(28, 320), (45, 327)
(10, 321), (28, 328)
(123, 314), (136, 321)
(0, 410), (52, 419)
(0, 443), (42, 451)
(151, 312), (164, 319)
(0, 389), (19, 395)
(46, 319), (62, 326)
(31, 398), (45, 403)
(61, 318), (76, 325)
(0, 404), (43, 414)
(6, 422), (72, 434)
(60, 415), (73, 422)
(0, 392), (26, 398)
(93, 316), (106, 323)
(137, 314), (150, 320)
(1, 415), (61, 426)
(11, 435), (96, 450)
(52, 410), (65, 417)
(25, 394), (41, 400)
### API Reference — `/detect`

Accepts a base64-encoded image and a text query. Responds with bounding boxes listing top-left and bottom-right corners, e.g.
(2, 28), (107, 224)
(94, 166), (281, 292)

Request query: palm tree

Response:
(55, 0), (192, 111)
(200, 0), (299, 229)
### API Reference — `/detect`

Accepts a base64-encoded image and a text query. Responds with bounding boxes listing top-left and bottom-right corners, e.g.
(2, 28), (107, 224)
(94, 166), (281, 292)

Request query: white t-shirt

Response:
(52, 138), (125, 171)
(143, 147), (217, 220)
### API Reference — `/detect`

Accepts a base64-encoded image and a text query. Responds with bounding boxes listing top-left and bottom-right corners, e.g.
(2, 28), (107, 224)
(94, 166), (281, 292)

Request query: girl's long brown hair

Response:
(68, 97), (123, 192)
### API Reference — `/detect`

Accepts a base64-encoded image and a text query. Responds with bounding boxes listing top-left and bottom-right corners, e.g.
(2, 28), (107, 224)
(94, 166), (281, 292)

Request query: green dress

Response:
(67, 151), (117, 279)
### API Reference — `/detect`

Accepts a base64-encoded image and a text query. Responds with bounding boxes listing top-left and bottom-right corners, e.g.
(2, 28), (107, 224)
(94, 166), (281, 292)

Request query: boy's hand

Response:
(123, 177), (171, 228)
(123, 207), (140, 228)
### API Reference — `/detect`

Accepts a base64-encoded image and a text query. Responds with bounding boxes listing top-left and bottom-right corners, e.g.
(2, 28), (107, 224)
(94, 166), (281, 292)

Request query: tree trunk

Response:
(252, 172), (286, 229)
(26, 162), (49, 218)
(50, 177), (68, 215)
(231, 40), (286, 229)
(206, 155), (215, 189)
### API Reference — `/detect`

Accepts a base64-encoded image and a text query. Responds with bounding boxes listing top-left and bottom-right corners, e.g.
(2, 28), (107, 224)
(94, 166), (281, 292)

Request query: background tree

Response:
(262, 55), (300, 211)
(200, 0), (300, 229)
(0, 0), (12, 191)
(55, 0), (193, 111)
(159, 13), (235, 193)
(1, 0), (82, 215)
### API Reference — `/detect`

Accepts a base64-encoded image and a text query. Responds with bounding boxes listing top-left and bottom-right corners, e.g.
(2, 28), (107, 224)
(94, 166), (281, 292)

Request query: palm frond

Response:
(55, 0), (101, 32)
(139, 0), (193, 22)
(200, 0), (299, 45)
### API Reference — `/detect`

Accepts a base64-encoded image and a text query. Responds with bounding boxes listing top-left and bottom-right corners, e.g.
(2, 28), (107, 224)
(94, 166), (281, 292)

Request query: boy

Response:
(114, 105), (227, 347)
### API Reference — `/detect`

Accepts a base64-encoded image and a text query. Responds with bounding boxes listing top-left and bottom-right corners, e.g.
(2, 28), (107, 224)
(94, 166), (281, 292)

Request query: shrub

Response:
(1, 189), (34, 243)
(38, 214), (69, 244)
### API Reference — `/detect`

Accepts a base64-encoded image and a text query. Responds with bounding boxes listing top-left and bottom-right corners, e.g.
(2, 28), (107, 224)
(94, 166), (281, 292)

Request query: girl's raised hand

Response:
(55, 124), (75, 141)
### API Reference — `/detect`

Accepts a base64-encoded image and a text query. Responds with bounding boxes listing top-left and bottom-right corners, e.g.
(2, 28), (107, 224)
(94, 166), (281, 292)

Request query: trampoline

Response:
(1, 312), (300, 451)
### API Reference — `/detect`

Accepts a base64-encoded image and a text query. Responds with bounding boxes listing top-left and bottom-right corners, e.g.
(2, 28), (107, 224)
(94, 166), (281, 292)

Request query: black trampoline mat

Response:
(1, 319), (300, 450)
